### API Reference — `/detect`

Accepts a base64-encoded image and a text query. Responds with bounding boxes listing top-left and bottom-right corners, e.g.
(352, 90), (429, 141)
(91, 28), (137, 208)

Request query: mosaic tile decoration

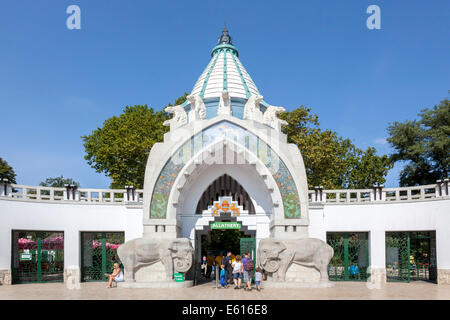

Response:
(149, 121), (301, 219)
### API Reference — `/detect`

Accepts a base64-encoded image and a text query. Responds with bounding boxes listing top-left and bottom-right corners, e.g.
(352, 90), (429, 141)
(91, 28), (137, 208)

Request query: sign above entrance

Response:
(210, 222), (242, 230)
(204, 196), (244, 217)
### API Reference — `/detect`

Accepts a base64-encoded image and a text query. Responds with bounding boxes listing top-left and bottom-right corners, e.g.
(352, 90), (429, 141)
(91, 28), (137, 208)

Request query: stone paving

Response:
(1, 281), (450, 300)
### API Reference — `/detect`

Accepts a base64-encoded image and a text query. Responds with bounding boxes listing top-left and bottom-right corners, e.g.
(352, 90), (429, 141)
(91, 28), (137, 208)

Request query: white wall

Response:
(0, 199), (143, 270)
(1, 197), (449, 273)
(308, 199), (450, 270)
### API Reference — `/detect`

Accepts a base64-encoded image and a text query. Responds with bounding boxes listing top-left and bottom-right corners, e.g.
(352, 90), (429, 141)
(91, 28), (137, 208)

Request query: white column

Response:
(0, 222), (12, 284)
(368, 229), (386, 288)
(64, 228), (80, 285)
(0, 179), (12, 197)
(370, 185), (385, 201)
(436, 179), (449, 197)
(312, 186), (326, 203)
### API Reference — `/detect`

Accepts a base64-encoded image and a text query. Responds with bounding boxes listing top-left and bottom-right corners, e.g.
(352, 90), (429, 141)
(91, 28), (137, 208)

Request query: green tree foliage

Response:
(279, 107), (392, 189)
(0, 157), (17, 183)
(387, 98), (449, 186)
(39, 176), (80, 188)
(82, 93), (188, 188)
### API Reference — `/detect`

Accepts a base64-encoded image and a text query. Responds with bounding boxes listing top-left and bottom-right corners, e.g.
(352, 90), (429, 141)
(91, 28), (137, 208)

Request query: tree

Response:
(0, 157), (17, 183)
(280, 106), (392, 189)
(82, 93), (188, 188)
(387, 98), (449, 186)
(39, 176), (80, 188)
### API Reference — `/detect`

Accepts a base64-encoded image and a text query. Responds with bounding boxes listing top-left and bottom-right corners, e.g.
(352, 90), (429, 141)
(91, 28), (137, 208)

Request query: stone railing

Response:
(0, 181), (143, 204)
(0, 179), (448, 205)
(308, 179), (449, 204)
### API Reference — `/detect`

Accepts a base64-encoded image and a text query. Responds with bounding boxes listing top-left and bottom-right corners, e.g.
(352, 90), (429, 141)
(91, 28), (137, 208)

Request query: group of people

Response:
(105, 251), (265, 290)
(202, 251), (263, 291)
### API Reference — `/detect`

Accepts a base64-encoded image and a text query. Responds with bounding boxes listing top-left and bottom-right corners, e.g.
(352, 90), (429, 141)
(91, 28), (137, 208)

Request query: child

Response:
(254, 267), (263, 292)
(220, 265), (228, 288)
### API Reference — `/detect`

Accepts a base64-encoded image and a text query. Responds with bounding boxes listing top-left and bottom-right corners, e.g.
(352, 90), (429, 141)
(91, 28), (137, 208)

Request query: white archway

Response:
(166, 137), (284, 222)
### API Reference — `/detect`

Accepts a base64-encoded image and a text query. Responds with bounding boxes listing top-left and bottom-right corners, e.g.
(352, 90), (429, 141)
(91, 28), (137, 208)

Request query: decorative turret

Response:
(218, 27), (232, 45)
(164, 28), (288, 131)
(190, 28), (260, 101)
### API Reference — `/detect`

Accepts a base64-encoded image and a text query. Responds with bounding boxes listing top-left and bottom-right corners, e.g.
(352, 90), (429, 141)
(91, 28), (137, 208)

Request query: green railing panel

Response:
(12, 230), (64, 284)
(386, 231), (434, 282)
(80, 232), (124, 282)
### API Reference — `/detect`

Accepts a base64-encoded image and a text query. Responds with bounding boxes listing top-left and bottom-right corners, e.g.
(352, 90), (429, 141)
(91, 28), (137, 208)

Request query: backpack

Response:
(245, 258), (254, 271)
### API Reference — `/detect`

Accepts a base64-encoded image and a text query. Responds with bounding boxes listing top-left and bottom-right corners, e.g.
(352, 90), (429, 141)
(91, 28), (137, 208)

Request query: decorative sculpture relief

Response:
(187, 94), (206, 120)
(258, 238), (333, 282)
(163, 105), (187, 131)
(243, 94), (264, 122)
(217, 90), (232, 116)
(117, 238), (194, 282)
(263, 105), (288, 131)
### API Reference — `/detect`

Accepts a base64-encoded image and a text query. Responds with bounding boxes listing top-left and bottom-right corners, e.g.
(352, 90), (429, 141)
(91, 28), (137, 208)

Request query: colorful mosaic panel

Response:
(149, 121), (301, 219)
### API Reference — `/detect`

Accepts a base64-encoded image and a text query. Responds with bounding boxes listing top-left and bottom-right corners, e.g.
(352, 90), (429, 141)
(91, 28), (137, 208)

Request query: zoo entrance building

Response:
(1, 28), (449, 287)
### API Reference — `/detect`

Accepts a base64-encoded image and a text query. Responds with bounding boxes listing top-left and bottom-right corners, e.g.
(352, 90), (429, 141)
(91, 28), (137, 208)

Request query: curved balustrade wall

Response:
(1, 181), (449, 285)
(1, 182), (447, 205)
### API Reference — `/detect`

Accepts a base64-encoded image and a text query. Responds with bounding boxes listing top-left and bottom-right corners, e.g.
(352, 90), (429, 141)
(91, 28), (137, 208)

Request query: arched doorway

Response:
(195, 174), (255, 214)
(191, 174), (257, 285)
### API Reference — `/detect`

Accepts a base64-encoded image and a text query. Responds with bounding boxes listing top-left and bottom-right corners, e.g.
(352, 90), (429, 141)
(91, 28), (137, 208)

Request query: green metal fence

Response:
(239, 238), (256, 263)
(327, 232), (370, 281)
(386, 231), (436, 283)
(11, 230), (64, 284)
(81, 232), (124, 282)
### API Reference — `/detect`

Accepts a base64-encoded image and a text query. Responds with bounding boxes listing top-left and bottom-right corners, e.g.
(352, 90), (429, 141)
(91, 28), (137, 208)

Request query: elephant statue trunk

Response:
(174, 250), (193, 273)
(262, 258), (280, 273)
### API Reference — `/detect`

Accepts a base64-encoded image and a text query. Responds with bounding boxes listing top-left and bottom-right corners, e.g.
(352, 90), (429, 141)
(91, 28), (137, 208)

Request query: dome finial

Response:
(218, 26), (232, 45)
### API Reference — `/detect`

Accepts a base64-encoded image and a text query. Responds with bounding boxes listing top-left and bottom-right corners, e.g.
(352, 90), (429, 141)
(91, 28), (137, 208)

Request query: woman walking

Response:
(231, 255), (244, 289)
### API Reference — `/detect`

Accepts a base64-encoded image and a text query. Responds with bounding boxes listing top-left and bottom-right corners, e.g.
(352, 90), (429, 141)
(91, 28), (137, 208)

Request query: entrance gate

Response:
(193, 215), (256, 286)
(81, 232), (124, 282)
(240, 238), (256, 263)
(11, 230), (64, 284)
(326, 232), (370, 281)
(386, 231), (437, 283)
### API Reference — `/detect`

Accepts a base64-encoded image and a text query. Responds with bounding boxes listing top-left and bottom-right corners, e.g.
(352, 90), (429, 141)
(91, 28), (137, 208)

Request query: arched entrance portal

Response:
(195, 174), (255, 215)
(192, 175), (257, 285)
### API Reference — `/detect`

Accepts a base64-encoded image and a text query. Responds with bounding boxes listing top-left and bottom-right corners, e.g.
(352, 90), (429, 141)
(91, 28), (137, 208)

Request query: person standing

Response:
(201, 255), (207, 277)
(231, 255), (244, 289)
(206, 253), (214, 279)
(219, 264), (228, 288)
(242, 252), (254, 291)
(254, 267), (263, 292)
(222, 251), (233, 284)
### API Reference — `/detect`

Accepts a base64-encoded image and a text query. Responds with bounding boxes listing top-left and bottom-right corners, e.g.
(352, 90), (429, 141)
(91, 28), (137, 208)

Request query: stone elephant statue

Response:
(117, 237), (194, 282)
(258, 238), (334, 282)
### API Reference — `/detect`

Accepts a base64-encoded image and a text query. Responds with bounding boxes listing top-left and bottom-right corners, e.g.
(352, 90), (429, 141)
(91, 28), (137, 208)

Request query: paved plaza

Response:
(1, 281), (449, 300)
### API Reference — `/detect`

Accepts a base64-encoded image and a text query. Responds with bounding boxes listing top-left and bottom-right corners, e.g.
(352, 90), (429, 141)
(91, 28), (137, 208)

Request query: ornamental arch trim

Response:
(164, 137), (284, 220)
(143, 116), (309, 224)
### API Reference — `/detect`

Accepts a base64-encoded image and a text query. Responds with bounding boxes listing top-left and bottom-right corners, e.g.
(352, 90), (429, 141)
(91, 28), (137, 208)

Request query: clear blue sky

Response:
(1, 1), (449, 188)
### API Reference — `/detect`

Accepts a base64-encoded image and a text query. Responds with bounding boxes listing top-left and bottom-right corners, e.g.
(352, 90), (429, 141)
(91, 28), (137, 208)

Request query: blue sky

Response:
(0, 1), (449, 188)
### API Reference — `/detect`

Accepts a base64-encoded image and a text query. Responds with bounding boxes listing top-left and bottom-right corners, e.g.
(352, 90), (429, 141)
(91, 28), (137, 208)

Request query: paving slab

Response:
(1, 281), (450, 300)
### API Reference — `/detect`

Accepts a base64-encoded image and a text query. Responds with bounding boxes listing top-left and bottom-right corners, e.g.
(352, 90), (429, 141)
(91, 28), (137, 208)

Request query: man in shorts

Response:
(242, 252), (254, 291)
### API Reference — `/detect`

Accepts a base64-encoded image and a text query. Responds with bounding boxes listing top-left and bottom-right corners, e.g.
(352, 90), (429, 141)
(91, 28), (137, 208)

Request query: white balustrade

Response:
(1, 181), (448, 205)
